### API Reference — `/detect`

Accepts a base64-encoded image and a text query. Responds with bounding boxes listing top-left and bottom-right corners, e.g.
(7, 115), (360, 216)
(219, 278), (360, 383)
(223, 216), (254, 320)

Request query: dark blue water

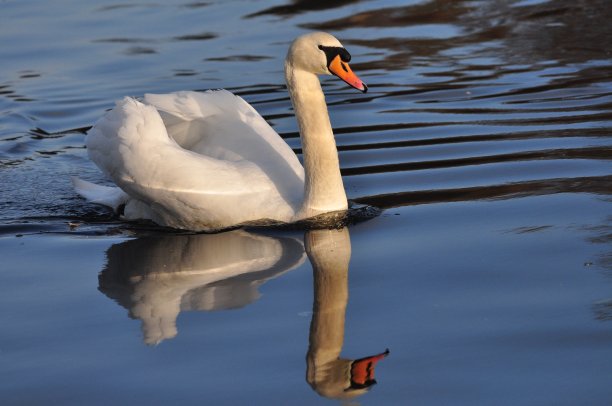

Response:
(1, 0), (611, 404)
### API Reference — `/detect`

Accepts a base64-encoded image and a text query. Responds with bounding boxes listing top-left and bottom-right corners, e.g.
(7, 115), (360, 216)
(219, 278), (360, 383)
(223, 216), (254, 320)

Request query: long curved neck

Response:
(285, 63), (348, 218)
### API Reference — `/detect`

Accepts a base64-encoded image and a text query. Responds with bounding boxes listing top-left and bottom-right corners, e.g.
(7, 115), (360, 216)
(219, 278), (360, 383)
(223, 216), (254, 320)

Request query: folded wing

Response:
(86, 91), (305, 230)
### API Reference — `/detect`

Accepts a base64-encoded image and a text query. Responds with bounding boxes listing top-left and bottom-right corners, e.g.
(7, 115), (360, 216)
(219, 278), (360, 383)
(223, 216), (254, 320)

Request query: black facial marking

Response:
(318, 45), (351, 67)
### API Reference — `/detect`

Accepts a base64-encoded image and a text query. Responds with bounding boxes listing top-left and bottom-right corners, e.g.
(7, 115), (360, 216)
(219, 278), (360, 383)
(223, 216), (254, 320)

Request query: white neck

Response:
(285, 63), (348, 219)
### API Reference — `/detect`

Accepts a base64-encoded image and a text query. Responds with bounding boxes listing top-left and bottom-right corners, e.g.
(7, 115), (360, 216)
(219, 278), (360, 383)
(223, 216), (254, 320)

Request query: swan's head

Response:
(287, 32), (367, 93)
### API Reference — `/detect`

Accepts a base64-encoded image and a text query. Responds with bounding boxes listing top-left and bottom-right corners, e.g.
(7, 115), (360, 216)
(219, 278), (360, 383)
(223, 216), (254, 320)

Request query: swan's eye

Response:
(318, 45), (352, 67)
(338, 48), (351, 63)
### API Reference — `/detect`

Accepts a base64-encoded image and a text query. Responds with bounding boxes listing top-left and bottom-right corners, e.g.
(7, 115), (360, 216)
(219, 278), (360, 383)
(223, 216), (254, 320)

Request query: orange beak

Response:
(347, 348), (389, 390)
(328, 55), (368, 93)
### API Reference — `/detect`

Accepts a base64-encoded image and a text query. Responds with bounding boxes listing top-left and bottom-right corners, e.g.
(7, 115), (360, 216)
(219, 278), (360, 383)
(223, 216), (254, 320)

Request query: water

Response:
(1, 0), (611, 404)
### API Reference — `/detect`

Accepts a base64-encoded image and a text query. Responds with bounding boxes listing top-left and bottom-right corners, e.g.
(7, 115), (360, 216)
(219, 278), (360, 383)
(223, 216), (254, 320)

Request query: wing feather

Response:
(85, 92), (304, 230)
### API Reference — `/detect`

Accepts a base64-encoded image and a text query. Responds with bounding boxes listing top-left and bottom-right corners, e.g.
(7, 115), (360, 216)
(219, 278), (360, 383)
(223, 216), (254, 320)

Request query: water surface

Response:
(1, 0), (611, 404)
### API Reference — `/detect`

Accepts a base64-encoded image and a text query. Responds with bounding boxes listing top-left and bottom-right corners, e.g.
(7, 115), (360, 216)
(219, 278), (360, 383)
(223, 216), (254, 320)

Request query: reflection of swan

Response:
(98, 230), (305, 345)
(74, 32), (367, 231)
(305, 228), (388, 399)
(98, 227), (387, 396)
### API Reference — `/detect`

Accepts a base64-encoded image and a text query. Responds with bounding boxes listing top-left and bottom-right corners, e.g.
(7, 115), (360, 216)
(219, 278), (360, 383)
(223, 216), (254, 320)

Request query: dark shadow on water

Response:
(342, 147), (612, 176)
(173, 31), (217, 41)
(354, 175), (612, 209)
(246, 0), (364, 19)
(205, 55), (274, 62)
(122, 46), (157, 56)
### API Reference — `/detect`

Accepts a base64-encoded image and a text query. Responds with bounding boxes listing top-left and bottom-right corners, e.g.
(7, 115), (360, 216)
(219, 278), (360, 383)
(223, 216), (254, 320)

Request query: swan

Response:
(74, 32), (367, 231)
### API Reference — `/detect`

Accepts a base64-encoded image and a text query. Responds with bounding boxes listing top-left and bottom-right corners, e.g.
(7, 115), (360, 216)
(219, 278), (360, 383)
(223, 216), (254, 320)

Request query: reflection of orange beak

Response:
(328, 55), (368, 93)
(347, 348), (389, 391)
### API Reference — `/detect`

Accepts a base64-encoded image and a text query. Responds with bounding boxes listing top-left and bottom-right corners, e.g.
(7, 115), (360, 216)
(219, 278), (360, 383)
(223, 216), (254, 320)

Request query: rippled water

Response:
(1, 0), (611, 404)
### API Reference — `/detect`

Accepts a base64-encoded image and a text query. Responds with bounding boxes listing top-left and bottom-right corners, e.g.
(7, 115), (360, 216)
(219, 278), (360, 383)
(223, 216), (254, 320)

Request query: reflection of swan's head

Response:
(309, 350), (389, 400)
(287, 32), (367, 93)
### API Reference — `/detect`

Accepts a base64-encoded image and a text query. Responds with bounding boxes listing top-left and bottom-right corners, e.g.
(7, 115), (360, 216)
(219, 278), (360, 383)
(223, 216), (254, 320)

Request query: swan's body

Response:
(75, 32), (366, 231)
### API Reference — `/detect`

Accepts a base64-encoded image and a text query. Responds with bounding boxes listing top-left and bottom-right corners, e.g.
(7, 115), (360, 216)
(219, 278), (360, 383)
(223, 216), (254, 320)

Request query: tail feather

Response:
(72, 177), (128, 212)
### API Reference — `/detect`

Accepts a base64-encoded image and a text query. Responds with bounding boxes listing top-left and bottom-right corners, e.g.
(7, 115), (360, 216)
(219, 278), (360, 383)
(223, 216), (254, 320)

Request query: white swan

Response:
(74, 32), (367, 231)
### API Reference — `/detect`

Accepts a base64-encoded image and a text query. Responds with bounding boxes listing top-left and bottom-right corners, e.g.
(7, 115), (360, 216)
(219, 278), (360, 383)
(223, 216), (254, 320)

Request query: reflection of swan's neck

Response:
(285, 63), (348, 218)
(305, 228), (352, 398)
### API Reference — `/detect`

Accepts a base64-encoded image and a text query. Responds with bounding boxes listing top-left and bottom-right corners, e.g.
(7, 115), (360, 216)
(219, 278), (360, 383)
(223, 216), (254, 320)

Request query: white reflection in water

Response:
(98, 227), (388, 399)
(99, 230), (306, 344)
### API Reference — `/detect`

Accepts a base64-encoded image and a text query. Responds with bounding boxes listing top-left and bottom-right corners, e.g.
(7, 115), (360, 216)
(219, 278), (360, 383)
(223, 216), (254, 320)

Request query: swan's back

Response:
(86, 90), (305, 231)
